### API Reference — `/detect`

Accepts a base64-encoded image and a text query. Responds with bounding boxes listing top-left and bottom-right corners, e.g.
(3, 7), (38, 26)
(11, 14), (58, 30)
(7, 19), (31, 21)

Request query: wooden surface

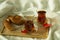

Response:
(1, 27), (49, 38)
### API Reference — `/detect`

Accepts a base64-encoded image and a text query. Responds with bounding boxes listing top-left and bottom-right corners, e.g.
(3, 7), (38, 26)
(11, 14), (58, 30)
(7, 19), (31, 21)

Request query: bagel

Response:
(3, 15), (26, 31)
(8, 15), (25, 25)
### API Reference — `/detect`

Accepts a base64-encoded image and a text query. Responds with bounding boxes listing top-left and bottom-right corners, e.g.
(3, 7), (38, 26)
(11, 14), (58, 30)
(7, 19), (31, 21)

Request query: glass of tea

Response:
(37, 11), (46, 24)
(24, 20), (35, 33)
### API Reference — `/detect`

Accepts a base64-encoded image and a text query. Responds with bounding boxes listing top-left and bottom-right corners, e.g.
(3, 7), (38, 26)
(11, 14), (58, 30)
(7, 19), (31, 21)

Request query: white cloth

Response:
(0, 0), (60, 40)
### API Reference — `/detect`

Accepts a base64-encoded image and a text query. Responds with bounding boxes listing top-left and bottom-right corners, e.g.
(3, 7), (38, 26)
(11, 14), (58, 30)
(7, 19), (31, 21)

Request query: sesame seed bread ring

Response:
(8, 15), (25, 25)
(3, 15), (25, 31)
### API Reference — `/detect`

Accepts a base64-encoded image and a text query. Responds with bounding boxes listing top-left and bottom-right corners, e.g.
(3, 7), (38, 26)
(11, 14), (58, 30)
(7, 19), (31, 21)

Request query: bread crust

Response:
(3, 19), (15, 31)
(8, 15), (25, 25)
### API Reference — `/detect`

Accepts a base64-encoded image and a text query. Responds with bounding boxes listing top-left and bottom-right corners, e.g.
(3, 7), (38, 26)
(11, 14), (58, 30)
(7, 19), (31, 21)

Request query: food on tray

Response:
(24, 20), (36, 33)
(3, 15), (26, 31)
(8, 15), (25, 25)
(2, 12), (51, 38)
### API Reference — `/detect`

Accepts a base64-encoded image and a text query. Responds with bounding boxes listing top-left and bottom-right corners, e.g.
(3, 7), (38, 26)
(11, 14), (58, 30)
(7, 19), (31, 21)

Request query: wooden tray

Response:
(1, 27), (49, 38)
(0, 17), (52, 39)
